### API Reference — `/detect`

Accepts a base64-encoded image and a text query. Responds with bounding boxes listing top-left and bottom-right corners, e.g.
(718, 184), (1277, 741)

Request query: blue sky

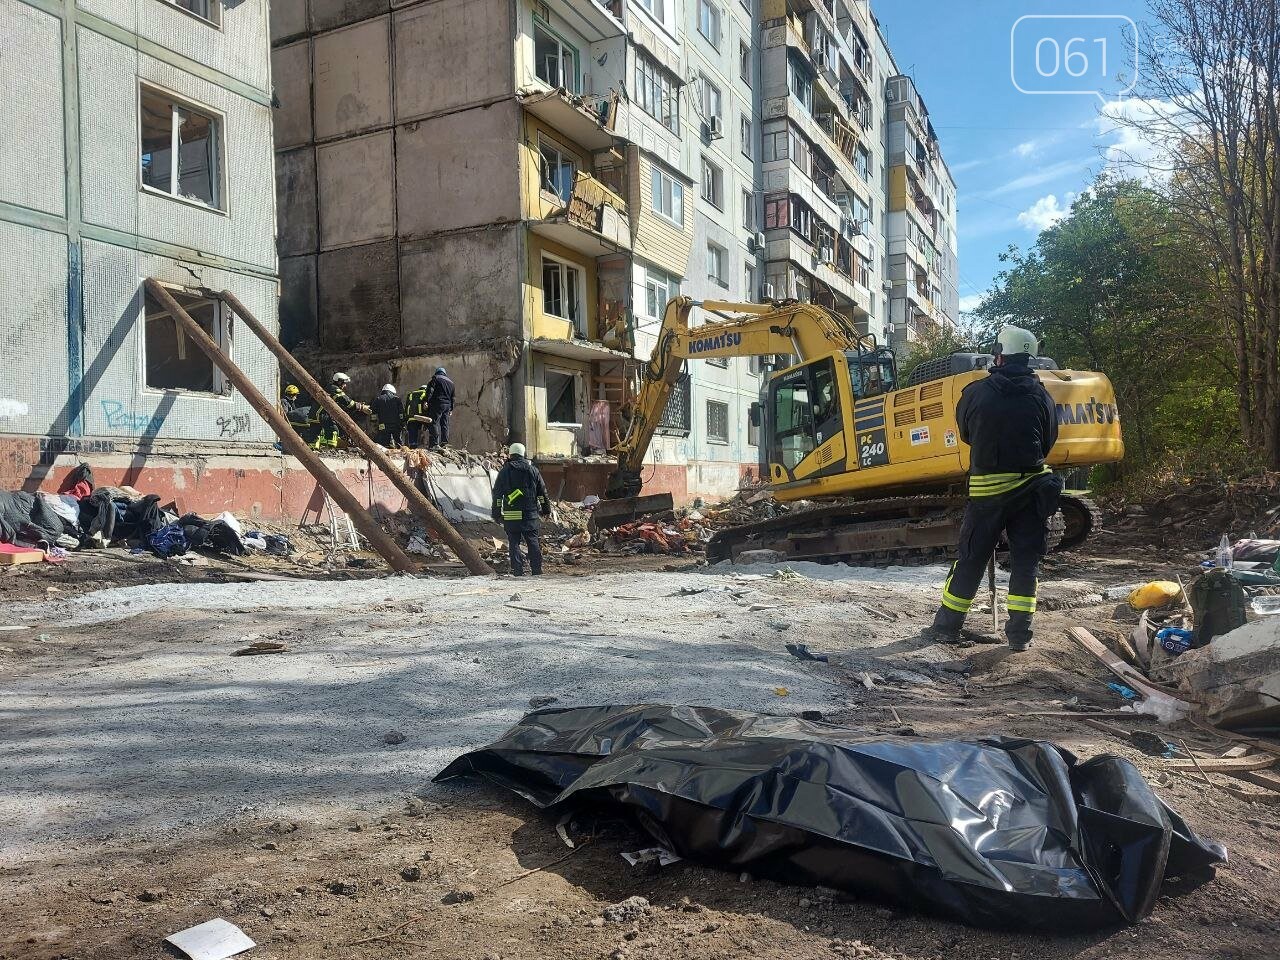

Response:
(873, 0), (1153, 312)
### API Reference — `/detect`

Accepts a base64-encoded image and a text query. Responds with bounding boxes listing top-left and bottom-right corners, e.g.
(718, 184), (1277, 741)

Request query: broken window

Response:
(706, 399), (729, 443)
(545, 369), (579, 425)
(542, 255), (584, 336)
(534, 21), (578, 93)
(166, 0), (219, 25)
(701, 156), (723, 209)
(140, 86), (221, 209)
(143, 287), (228, 394)
(539, 137), (576, 204)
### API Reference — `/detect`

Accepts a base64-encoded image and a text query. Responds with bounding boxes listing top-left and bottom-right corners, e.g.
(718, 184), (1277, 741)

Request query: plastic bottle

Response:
(1251, 595), (1280, 616)
(1217, 534), (1234, 571)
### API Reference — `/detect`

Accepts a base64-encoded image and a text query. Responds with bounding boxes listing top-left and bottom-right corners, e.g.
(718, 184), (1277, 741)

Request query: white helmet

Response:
(508, 442), (527, 457)
(996, 325), (1038, 358)
(381, 383), (396, 394)
(331, 372), (351, 384)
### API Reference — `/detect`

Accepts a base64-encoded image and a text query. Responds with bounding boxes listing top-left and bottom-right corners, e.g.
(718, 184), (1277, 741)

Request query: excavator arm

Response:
(605, 297), (872, 499)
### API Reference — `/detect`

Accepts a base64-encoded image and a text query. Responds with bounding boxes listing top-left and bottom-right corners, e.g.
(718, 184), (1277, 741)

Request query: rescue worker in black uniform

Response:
(491, 443), (551, 576)
(280, 384), (318, 444)
(424, 367), (455, 448)
(403, 382), (431, 448)
(316, 372), (372, 449)
(930, 325), (1064, 652)
(371, 383), (404, 448)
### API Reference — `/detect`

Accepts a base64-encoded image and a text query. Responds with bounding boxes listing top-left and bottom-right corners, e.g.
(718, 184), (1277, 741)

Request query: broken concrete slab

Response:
(1153, 617), (1280, 729)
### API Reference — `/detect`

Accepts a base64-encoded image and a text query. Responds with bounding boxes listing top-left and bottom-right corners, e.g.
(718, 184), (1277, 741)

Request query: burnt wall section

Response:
(271, 0), (524, 449)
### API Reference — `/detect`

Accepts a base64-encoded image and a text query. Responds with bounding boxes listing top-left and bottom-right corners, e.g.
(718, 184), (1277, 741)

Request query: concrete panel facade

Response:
(277, 146), (318, 257)
(272, 41), (313, 148)
(395, 100), (522, 237)
(317, 131), (396, 248)
(1, 0), (64, 217)
(400, 225), (523, 346)
(310, 0), (388, 34)
(392, 0), (514, 121)
(313, 16), (391, 140)
(270, 0), (308, 44)
(317, 239), (400, 352)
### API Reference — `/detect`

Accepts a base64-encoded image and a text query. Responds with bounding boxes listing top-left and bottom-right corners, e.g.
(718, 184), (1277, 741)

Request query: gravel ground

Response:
(0, 564), (950, 863)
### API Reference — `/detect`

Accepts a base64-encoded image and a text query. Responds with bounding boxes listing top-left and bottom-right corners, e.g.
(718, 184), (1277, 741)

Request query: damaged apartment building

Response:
(270, 0), (958, 501)
(1, 0), (283, 504)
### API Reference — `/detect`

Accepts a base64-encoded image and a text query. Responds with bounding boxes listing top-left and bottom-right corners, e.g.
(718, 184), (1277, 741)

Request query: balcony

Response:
(543, 0), (625, 41)
(520, 89), (624, 152)
(533, 171), (631, 259)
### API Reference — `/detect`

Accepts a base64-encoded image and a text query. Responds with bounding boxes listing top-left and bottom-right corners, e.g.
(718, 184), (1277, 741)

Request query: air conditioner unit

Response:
(707, 115), (723, 139)
(754, 231), (767, 250)
(760, 282), (775, 301)
(812, 49), (828, 70)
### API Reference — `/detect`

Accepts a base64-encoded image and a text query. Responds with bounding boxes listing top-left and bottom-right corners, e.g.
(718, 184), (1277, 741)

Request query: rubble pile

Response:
(1109, 471), (1280, 540)
(532, 489), (790, 561)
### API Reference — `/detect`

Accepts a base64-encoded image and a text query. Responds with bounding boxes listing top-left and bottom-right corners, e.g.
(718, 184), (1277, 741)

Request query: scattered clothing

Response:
(57, 463), (94, 500)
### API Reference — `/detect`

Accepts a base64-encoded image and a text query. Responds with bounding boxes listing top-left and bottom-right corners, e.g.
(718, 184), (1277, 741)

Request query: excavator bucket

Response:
(591, 493), (675, 531)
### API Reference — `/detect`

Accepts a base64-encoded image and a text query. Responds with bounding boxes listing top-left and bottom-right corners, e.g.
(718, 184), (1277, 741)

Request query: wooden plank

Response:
(1165, 754), (1276, 772)
(1066, 626), (1197, 708)
(1187, 716), (1280, 759)
(1227, 769), (1280, 792)
(0, 547), (44, 566)
(1014, 710), (1157, 719)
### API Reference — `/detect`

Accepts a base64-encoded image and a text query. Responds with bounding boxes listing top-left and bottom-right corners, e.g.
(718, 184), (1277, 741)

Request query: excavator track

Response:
(706, 492), (1091, 566)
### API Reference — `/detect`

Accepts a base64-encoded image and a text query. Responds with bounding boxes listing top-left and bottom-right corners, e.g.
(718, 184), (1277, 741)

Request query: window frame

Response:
(699, 73), (723, 124)
(697, 0), (722, 49)
(634, 49), (681, 135)
(538, 134), (578, 204)
(138, 83), (225, 213)
(739, 113), (752, 159)
(700, 155), (724, 209)
(739, 41), (751, 86)
(162, 0), (220, 28)
(706, 241), (726, 285)
(540, 253), (587, 337)
(142, 286), (231, 397)
(645, 268), (679, 318)
(705, 398), (730, 444)
(532, 17), (581, 94)
(544, 366), (582, 427)
(741, 188), (756, 231)
(650, 163), (685, 226)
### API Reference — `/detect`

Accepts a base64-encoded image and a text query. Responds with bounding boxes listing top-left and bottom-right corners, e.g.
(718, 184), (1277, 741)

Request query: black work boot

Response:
(1006, 632), (1033, 652)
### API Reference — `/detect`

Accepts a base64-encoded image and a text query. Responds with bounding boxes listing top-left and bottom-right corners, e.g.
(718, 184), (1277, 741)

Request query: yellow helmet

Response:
(283, 384), (300, 397)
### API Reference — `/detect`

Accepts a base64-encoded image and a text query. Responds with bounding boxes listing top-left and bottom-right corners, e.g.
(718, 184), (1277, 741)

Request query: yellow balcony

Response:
(532, 171), (631, 258)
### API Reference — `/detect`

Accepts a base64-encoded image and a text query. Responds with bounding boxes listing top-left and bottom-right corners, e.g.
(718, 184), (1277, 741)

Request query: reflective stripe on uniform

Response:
(1007, 580), (1038, 615)
(968, 465), (1051, 497)
(502, 511), (523, 520)
(1006, 594), (1037, 614)
(941, 569), (974, 613)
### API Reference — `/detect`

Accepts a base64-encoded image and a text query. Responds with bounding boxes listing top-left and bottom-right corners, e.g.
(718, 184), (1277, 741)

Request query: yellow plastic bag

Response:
(1128, 581), (1183, 610)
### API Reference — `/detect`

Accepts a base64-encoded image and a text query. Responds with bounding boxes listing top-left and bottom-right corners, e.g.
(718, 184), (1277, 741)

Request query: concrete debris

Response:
(1153, 617), (1280, 728)
(441, 886), (477, 904)
(383, 730), (407, 745)
(164, 918), (255, 960)
(601, 896), (651, 923)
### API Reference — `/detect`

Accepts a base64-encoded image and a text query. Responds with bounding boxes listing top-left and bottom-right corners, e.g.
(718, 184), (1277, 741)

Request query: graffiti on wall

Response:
(216, 414), (252, 438)
(100, 400), (164, 434)
(39, 437), (118, 465)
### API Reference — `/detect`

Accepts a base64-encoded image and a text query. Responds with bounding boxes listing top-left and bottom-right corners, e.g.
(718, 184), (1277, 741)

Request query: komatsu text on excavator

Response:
(603, 298), (1123, 564)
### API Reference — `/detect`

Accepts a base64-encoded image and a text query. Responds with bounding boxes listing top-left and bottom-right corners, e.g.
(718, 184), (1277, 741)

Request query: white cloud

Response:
(1096, 97), (1185, 183)
(949, 157), (987, 174)
(1017, 193), (1075, 232)
(984, 158), (1092, 198)
(958, 293), (987, 313)
(1014, 140), (1038, 158)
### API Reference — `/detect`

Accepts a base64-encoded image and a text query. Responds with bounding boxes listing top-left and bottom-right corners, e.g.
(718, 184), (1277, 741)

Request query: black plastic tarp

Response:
(436, 704), (1225, 931)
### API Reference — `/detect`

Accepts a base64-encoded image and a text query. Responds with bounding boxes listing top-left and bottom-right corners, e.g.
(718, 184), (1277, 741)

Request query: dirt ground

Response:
(2, 524), (1279, 960)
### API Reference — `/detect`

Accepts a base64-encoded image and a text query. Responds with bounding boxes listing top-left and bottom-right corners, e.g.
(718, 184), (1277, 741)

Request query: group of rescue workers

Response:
(280, 367), (455, 451)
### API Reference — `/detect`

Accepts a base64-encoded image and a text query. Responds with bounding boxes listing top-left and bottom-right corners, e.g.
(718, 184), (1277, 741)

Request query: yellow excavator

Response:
(603, 298), (1123, 563)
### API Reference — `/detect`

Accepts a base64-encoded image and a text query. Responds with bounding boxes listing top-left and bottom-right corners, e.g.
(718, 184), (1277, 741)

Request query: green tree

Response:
(976, 177), (1234, 475)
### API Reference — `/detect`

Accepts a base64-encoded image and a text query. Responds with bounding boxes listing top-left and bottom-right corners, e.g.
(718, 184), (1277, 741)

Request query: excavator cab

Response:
(845, 345), (898, 400)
